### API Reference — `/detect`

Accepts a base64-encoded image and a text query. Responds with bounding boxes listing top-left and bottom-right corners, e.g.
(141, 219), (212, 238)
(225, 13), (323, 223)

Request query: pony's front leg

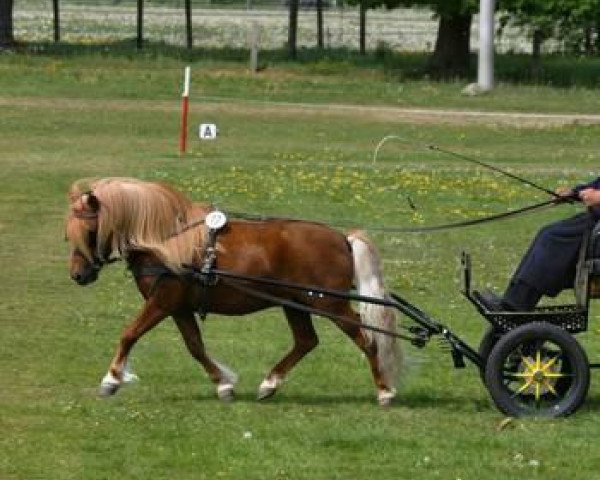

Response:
(99, 298), (168, 397)
(100, 360), (139, 395)
(173, 313), (238, 402)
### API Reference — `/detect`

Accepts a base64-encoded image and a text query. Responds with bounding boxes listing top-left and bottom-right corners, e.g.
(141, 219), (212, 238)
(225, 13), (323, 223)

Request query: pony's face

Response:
(65, 192), (106, 285)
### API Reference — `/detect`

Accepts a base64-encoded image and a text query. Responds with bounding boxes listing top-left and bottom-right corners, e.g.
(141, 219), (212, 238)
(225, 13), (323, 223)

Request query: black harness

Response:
(128, 213), (224, 318)
(87, 209), (472, 354)
(195, 222), (221, 318)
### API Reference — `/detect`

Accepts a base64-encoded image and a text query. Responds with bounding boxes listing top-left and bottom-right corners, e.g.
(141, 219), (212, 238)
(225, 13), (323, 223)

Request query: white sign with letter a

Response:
(199, 123), (218, 140)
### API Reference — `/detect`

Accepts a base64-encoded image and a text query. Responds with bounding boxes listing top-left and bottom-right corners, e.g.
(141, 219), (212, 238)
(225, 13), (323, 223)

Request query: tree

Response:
(397, 0), (478, 76)
(0, 0), (14, 47)
(348, 0), (478, 75)
(499, 0), (560, 76)
(564, 0), (600, 54)
(429, 8), (473, 75)
(499, 0), (600, 57)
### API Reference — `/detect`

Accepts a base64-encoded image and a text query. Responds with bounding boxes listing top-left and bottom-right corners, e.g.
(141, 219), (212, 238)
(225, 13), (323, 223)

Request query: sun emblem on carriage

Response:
(205, 210), (227, 231)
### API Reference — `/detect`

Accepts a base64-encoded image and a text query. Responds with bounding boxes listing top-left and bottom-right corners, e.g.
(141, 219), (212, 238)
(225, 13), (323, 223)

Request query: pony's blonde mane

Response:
(69, 177), (211, 272)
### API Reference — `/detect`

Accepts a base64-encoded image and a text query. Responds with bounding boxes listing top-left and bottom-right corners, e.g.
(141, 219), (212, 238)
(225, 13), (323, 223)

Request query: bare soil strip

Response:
(3, 95), (600, 127)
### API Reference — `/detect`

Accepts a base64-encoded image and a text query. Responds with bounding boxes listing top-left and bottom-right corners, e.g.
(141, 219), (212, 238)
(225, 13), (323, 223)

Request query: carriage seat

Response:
(575, 219), (600, 305)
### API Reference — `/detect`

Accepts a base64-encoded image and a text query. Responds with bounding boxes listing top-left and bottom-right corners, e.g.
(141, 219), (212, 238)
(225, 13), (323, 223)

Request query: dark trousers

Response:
(505, 212), (596, 309)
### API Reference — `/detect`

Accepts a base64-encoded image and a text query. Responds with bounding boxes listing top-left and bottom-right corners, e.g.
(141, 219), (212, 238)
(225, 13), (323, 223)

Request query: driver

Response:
(477, 177), (600, 311)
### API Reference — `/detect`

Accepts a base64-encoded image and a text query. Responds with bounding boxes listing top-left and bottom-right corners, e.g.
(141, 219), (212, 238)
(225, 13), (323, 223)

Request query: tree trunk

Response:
(359, 0), (366, 55)
(429, 12), (472, 78)
(288, 0), (298, 58)
(530, 28), (543, 79)
(583, 25), (592, 55)
(0, 0), (14, 47)
(316, 0), (323, 49)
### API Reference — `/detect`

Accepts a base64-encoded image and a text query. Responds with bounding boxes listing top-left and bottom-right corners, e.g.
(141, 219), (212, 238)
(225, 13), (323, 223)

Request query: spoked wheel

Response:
(478, 326), (501, 380)
(485, 322), (590, 417)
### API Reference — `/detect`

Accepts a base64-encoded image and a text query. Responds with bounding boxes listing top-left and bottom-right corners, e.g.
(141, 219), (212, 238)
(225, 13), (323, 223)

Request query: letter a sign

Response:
(199, 123), (218, 140)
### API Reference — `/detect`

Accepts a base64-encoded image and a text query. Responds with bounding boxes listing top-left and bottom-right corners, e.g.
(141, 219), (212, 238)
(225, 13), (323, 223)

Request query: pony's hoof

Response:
(377, 388), (396, 407)
(98, 372), (121, 397)
(257, 385), (277, 401)
(217, 384), (235, 402)
(98, 381), (120, 397)
(257, 376), (281, 400)
(122, 370), (139, 384)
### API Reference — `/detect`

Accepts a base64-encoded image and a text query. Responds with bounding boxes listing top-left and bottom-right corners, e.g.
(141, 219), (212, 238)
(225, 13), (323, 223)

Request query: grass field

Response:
(2, 51), (600, 480)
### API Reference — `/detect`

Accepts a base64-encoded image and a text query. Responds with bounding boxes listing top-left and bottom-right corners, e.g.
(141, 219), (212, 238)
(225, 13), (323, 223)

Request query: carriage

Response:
(462, 218), (600, 417)
(66, 177), (600, 418)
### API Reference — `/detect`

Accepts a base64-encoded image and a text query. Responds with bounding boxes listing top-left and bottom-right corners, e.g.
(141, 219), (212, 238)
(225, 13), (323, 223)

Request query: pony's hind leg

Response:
(332, 304), (397, 406)
(173, 313), (238, 402)
(258, 307), (318, 400)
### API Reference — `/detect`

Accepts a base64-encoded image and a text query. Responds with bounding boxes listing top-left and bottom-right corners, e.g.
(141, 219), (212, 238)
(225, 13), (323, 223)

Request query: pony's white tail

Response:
(347, 231), (399, 391)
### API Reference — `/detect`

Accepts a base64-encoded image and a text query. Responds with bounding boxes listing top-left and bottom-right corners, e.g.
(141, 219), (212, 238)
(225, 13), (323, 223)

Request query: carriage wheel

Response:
(478, 326), (572, 397)
(478, 326), (501, 380)
(485, 322), (590, 417)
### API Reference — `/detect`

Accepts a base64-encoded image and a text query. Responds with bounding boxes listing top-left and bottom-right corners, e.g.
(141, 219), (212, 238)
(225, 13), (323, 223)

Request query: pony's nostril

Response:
(71, 272), (82, 282)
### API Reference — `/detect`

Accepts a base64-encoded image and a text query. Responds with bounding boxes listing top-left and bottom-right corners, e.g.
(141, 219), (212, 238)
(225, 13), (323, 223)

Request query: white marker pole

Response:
(179, 65), (191, 156)
(478, 0), (495, 91)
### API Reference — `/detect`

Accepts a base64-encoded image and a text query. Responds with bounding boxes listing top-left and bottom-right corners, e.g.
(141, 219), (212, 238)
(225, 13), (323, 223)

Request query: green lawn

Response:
(3, 47), (600, 112)
(2, 52), (600, 480)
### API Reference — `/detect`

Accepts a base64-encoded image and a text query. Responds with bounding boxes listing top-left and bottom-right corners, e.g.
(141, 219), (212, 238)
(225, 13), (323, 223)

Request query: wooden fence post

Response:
(185, 0), (192, 49)
(250, 22), (259, 73)
(137, 0), (144, 49)
(52, 0), (60, 42)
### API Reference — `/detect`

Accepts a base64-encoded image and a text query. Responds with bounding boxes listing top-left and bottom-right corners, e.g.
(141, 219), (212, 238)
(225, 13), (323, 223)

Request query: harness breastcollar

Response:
(199, 210), (227, 283)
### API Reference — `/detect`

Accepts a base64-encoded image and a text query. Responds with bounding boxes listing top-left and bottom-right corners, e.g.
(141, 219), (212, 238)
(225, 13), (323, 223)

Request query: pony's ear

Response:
(82, 192), (101, 212)
(68, 178), (96, 203)
(68, 185), (83, 202)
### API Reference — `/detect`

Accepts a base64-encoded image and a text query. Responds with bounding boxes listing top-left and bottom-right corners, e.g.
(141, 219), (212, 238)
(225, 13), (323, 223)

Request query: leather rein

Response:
(72, 144), (583, 268)
(225, 197), (566, 234)
(226, 142), (582, 233)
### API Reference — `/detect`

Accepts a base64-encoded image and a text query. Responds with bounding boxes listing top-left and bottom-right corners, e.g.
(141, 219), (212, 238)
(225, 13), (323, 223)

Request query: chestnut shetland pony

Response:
(65, 177), (399, 405)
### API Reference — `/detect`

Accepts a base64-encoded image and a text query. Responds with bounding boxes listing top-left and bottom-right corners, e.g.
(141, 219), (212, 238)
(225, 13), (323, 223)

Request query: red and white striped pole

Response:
(179, 65), (191, 156)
